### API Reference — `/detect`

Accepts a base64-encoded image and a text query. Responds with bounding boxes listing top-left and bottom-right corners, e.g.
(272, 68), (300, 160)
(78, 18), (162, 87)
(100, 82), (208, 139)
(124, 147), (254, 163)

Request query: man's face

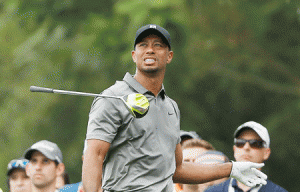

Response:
(26, 151), (61, 189)
(182, 147), (210, 192)
(183, 177), (228, 192)
(183, 147), (208, 163)
(132, 34), (173, 74)
(233, 129), (270, 164)
(9, 169), (31, 192)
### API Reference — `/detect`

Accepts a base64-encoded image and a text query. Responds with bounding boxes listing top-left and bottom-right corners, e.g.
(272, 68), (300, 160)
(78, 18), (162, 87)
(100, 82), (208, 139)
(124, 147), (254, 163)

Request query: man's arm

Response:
(82, 139), (110, 192)
(173, 144), (232, 184)
(173, 144), (267, 187)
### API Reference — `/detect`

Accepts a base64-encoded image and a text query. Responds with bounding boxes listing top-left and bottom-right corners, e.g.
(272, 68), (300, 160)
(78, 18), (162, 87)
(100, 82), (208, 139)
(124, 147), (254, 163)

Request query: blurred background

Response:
(1, 0), (299, 191)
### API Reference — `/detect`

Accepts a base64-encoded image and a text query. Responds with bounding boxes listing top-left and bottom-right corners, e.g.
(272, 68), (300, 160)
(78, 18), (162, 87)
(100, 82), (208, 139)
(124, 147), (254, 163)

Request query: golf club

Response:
(30, 86), (149, 118)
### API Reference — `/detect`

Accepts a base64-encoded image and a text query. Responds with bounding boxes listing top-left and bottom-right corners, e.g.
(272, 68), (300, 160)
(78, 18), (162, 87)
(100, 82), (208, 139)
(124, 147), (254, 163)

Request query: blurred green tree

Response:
(0, 0), (299, 191)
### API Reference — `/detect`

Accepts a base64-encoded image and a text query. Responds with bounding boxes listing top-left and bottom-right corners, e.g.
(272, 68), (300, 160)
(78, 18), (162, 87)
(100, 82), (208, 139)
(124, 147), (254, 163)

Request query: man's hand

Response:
(230, 161), (267, 187)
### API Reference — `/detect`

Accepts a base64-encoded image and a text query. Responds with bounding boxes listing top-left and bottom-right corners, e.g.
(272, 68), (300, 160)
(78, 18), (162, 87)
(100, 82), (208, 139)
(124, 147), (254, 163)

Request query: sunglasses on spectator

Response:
(234, 138), (266, 149)
(7, 159), (29, 170)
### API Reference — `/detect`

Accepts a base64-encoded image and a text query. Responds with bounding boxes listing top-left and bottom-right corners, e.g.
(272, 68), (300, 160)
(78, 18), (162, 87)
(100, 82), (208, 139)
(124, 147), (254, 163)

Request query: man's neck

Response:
(32, 184), (57, 192)
(134, 71), (165, 96)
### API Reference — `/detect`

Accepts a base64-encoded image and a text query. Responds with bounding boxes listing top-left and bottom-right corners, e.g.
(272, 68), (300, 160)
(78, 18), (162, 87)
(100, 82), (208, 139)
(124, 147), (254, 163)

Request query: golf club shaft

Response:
(30, 86), (149, 118)
(30, 86), (119, 99)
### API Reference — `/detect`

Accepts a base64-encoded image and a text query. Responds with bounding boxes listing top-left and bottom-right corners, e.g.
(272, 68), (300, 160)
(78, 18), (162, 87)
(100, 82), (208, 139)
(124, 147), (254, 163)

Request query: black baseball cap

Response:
(134, 24), (171, 50)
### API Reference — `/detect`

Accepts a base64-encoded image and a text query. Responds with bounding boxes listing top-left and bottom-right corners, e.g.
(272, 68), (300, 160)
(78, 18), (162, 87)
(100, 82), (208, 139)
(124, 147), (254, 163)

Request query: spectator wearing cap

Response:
(180, 130), (201, 145)
(174, 138), (215, 192)
(205, 121), (287, 192)
(7, 158), (31, 192)
(24, 140), (65, 192)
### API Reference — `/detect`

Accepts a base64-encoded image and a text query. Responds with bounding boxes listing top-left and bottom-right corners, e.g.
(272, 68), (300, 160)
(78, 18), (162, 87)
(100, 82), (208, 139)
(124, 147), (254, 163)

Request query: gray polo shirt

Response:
(86, 73), (181, 192)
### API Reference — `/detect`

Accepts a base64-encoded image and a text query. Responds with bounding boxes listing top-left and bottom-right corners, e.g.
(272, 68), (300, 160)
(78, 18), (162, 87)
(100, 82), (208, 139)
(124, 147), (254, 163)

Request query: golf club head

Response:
(123, 93), (149, 118)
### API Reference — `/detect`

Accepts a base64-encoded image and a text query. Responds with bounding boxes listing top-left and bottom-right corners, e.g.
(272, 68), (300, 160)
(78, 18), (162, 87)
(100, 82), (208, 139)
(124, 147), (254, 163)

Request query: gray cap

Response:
(180, 130), (201, 140)
(234, 121), (270, 147)
(23, 140), (63, 163)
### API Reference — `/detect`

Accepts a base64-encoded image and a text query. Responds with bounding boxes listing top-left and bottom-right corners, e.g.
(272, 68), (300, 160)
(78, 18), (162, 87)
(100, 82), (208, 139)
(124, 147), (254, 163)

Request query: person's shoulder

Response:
(204, 179), (230, 192)
(105, 80), (131, 96)
(165, 95), (179, 109)
(59, 182), (81, 191)
(165, 94), (176, 103)
(264, 180), (288, 192)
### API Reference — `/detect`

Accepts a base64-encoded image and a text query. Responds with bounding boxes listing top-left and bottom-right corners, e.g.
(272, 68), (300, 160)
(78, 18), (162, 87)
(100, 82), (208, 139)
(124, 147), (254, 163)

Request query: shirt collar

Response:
(159, 84), (166, 99)
(123, 72), (166, 98)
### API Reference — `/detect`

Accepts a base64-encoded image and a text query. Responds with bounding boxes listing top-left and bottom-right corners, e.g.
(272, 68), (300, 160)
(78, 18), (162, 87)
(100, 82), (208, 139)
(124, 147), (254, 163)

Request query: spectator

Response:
(205, 121), (288, 192)
(56, 171), (70, 189)
(7, 158), (31, 192)
(174, 138), (215, 192)
(187, 150), (230, 192)
(180, 130), (202, 145)
(182, 139), (215, 163)
(24, 140), (65, 192)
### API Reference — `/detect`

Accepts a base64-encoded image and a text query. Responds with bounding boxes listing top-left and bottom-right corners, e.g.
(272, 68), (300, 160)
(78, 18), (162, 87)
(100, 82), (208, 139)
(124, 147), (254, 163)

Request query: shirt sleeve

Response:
(86, 95), (125, 143)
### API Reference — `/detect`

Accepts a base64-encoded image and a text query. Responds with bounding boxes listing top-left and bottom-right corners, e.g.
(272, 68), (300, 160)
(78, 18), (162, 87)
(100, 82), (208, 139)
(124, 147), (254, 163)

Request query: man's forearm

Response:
(173, 162), (232, 184)
(82, 153), (103, 192)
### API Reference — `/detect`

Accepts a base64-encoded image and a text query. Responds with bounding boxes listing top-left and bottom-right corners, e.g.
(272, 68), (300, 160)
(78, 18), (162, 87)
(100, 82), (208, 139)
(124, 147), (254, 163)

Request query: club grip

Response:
(30, 86), (54, 93)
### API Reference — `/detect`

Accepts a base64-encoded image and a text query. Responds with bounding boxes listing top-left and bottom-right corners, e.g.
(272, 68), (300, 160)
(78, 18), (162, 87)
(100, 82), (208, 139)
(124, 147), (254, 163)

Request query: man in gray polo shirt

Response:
(82, 24), (268, 192)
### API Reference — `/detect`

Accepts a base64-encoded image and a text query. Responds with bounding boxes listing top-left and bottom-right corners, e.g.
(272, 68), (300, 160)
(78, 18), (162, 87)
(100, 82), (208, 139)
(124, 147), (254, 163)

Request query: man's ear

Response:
(167, 51), (173, 64)
(263, 148), (271, 161)
(132, 50), (136, 63)
(56, 163), (65, 176)
(233, 145), (238, 160)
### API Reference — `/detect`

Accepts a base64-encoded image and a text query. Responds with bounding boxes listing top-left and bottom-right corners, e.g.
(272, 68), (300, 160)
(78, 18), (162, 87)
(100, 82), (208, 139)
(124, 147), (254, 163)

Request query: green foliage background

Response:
(1, 0), (299, 191)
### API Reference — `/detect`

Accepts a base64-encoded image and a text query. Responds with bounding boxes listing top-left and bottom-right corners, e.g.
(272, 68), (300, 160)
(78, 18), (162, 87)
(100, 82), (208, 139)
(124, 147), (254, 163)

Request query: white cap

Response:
(24, 140), (63, 163)
(234, 121), (270, 148)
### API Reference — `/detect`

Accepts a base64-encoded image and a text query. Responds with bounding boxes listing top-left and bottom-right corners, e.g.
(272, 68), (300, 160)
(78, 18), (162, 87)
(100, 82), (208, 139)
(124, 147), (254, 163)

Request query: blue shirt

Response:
(205, 178), (287, 192)
(59, 182), (81, 192)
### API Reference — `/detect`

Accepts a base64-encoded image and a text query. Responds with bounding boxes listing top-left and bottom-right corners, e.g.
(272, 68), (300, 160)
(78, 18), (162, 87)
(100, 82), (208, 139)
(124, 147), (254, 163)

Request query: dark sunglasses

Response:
(7, 159), (29, 170)
(234, 138), (266, 149)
